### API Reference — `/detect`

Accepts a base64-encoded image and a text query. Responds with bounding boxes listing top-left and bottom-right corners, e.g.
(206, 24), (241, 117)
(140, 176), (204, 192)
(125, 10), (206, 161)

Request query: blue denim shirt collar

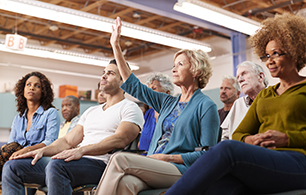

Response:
(21, 105), (44, 118)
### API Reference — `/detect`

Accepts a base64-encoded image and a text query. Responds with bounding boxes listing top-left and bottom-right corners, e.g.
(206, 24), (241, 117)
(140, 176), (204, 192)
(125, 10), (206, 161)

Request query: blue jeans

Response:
(165, 140), (306, 195)
(2, 157), (106, 195)
(2, 157), (50, 195)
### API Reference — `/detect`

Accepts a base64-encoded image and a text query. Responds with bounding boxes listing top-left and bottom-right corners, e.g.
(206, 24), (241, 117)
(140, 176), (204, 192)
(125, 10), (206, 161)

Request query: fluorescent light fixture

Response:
(0, 62), (102, 79)
(0, 40), (139, 70)
(0, 0), (211, 52)
(174, 0), (261, 36)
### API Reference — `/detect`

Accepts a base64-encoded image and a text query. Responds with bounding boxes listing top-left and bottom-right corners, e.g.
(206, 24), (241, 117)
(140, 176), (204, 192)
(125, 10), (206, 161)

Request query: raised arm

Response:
(110, 17), (131, 82)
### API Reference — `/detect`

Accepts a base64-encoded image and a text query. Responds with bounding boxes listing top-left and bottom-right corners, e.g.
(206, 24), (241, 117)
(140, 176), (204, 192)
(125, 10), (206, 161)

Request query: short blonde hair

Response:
(174, 49), (212, 89)
(249, 12), (306, 72)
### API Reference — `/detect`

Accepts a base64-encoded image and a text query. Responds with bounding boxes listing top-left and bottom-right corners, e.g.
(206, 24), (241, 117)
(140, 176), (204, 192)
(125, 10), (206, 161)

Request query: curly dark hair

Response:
(14, 72), (55, 116)
(249, 12), (306, 72)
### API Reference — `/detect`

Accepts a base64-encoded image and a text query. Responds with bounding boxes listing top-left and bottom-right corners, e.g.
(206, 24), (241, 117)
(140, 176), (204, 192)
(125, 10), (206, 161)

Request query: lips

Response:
(100, 80), (107, 85)
(269, 67), (277, 72)
(27, 92), (35, 95)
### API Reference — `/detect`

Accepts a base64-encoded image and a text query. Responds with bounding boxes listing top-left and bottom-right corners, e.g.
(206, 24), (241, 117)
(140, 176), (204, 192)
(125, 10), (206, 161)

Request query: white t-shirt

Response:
(78, 99), (144, 164)
(221, 96), (251, 141)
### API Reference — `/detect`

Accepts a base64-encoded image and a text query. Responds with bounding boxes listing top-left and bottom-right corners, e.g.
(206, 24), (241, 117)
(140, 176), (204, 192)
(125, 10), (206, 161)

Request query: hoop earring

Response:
(193, 77), (195, 82)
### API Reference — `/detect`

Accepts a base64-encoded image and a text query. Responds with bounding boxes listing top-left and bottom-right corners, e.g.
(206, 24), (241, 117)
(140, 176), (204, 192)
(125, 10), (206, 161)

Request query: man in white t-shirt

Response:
(2, 60), (144, 195)
(221, 61), (268, 141)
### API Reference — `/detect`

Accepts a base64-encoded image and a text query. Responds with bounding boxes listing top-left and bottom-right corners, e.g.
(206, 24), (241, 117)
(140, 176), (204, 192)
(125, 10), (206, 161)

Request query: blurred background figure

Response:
(221, 61), (268, 141)
(138, 73), (174, 154)
(58, 95), (80, 138)
(218, 75), (240, 124)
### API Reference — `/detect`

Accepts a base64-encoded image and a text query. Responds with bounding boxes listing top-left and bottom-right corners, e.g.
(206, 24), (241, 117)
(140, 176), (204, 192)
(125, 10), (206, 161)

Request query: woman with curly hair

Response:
(0, 71), (60, 180)
(164, 13), (306, 195)
(94, 17), (219, 195)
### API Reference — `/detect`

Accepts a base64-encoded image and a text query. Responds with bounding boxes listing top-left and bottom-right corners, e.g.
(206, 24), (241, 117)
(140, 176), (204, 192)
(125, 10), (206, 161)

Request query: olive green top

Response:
(233, 81), (306, 155)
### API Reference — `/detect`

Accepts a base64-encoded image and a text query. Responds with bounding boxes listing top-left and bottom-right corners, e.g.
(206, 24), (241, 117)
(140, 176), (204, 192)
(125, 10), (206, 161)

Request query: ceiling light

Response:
(49, 25), (59, 31)
(0, 62), (102, 79)
(0, 0), (211, 52)
(0, 40), (139, 70)
(132, 11), (141, 18)
(174, 0), (261, 36)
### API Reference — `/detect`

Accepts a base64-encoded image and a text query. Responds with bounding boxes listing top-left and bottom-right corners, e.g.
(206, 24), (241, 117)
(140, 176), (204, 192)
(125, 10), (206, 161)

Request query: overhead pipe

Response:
(243, 0), (304, 17)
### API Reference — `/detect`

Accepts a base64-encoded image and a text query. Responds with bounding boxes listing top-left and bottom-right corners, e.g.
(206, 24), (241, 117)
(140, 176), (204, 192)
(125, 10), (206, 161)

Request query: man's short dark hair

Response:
(109, 59), (131, 70)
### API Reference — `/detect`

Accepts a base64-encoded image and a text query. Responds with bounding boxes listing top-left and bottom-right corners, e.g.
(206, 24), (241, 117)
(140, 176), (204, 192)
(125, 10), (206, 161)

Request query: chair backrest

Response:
(108, 133), (145, 154)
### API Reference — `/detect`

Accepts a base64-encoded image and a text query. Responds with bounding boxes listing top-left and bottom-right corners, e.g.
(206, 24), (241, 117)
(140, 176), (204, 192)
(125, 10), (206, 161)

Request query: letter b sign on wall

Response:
(5, 34), (28, 50)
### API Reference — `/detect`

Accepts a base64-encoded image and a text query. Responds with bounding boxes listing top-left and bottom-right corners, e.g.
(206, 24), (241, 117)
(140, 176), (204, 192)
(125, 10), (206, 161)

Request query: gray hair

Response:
(146, 73), (174, 95)
(65, 95), (80, 106)
(237, 61), (269, 87)
(222, 75), (240, 92)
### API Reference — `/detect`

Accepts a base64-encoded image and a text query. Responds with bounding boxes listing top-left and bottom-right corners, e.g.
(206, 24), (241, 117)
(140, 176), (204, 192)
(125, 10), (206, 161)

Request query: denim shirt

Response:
(8, 106), (60, 147)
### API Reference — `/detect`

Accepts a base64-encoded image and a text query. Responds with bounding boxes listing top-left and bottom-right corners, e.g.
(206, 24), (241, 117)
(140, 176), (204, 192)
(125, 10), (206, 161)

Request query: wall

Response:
(1, 36), (306, 142)
(0, 92), (98, 142)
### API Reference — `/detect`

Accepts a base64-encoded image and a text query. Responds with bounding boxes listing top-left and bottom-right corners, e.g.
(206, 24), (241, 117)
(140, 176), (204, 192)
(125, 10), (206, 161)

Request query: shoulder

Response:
(45, 107), (58, 113)
(193, 90), (216, 107)
(120, 99), (142, 112)
(256, 85), (275, 98)
(43, 107), (59, 117)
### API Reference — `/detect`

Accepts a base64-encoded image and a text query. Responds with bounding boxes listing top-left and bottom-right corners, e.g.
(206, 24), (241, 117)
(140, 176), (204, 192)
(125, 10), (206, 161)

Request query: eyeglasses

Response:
(260, 51), (286, 62)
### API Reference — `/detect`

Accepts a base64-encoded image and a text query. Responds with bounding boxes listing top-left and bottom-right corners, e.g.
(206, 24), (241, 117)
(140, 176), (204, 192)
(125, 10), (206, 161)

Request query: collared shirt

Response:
(59, 115), (81, 136)
(8, 106), (60, 147)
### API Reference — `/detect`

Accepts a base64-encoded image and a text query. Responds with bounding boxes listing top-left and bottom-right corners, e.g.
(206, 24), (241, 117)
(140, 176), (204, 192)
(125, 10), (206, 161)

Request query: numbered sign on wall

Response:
(5, 34), (27, 50)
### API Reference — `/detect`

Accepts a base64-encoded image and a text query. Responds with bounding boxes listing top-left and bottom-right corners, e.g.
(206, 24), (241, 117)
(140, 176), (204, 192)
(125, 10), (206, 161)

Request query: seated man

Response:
(221, 61), (268, 140)
(58, 95), (80, 138)
(1, 59), (144, 195)
(218, 75), (240, 124)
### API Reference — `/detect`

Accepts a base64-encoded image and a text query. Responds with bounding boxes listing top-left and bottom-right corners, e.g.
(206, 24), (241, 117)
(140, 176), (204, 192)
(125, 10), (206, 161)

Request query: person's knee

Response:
(118, 175), (149, 195)
(3, 159), (22, 176)
(45, 159), (64, 176)
(210, 140), (242, 156)
(111, 152), (131, 165)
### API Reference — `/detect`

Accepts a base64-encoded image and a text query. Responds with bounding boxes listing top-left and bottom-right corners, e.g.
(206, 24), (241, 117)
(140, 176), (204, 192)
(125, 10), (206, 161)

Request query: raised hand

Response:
(110, 16), (122, 47)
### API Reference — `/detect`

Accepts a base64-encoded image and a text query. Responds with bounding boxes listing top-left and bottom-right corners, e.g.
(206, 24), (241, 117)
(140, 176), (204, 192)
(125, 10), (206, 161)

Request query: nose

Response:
(172, 65), (177, 73)
(101, 73), (107, 79)
(237, 75), (244, 83)
(29, 84), (34, 90)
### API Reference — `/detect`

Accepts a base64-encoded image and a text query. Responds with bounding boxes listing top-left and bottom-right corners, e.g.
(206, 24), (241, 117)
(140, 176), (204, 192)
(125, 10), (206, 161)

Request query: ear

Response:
(193, 69), (202, 79)
(237, 91), (241, 97)
(166, 90), (170, 95)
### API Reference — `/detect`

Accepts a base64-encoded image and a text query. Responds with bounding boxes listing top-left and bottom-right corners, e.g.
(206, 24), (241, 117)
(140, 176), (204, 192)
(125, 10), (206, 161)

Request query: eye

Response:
(26, 83), (31, 86)
(272, 51), (280, 56)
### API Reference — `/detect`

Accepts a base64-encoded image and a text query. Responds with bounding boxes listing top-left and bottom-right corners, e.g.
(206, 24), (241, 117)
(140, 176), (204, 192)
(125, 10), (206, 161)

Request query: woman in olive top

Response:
(165, 13), (306, 195)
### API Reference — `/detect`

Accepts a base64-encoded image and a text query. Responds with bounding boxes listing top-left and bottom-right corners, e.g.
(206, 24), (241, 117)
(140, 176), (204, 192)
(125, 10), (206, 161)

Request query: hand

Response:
(10, 148), (44, 165)
(148, 154), (171, 162)
(51, 148), (83, 162)
(258, 130), (288, 148)
(245, 130), (288, 149)
(110, 17), (122, 47)
(9, 147), (31, 159)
